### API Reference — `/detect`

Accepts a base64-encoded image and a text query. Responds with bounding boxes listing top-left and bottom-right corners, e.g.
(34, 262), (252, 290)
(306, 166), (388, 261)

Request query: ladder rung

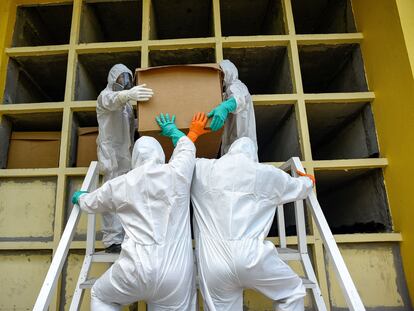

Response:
(92, 251), (119, 263)
(277, 247), (301, 261)
(79, 278), (98, 289)
(301, 277), (317, 289)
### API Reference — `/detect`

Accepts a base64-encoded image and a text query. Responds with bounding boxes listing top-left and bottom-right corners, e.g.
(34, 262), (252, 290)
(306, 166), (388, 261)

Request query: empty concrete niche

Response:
(0, 177), (57, 241)
(223, 46), (293, 94)
(0, 112), (63, 169)
(299, 44), (368, 93)
(291, 0), (356, 34)
(3, 54), (68, 104)
(315, 169), (392, 234)
(268, 202), (307, 238)
(220, 0), (286, 36)
(69, 111), (99, 168)
(12, 3), (72, 47)
(307, 103), (379, 160)
(79, 0), (142, 43)
(150, 0), (213, 39)
(75, 51), (140, 101)
(149, 48), (215, 66)
(65, 177), (102, 241)
(255, 105), (301, 162)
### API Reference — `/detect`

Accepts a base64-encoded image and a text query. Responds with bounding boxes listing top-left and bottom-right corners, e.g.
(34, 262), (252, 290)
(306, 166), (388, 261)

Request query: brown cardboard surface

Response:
(11, 131), (61, 140)
(76, 127), (98, 167)
(7, 131), (61, 168)
(78, 127), (99, 136)
(136, 64), (223, 159)
(138, 63), (221, 72)
(143, 129), (223, 161)
(136, 64), (223, 130)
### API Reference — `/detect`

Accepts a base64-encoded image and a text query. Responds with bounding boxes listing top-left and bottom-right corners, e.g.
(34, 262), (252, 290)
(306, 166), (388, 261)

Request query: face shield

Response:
(113, 72), (133, 91)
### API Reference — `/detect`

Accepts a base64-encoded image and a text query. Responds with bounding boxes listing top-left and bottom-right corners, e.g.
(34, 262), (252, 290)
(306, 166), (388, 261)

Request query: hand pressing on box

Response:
(118, 84), (154, 103)
(156, 113), (185, 147)
(187, 112), (211, 143)
(207, 97), (237, 131)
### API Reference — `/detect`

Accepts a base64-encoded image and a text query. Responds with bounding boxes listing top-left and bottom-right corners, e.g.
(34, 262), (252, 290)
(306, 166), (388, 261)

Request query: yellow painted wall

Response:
(1, 0), (414, 308)
(396, 0), (414, 76)
(353, 0), (414, 302)
(0, 0), (14, 102)
(0, 177), (57, 239)
(0, 251), (51, 309)
(326, 243), (408, 308)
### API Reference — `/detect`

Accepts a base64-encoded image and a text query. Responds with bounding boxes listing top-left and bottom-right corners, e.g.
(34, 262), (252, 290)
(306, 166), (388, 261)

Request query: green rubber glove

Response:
(155, 113), (185, 147)
(207, 97), (237, 131)
(72, 190), (88, 205)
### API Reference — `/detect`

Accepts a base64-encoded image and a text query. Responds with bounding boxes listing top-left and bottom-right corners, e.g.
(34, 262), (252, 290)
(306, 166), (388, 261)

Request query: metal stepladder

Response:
(34, 158), (365, 311)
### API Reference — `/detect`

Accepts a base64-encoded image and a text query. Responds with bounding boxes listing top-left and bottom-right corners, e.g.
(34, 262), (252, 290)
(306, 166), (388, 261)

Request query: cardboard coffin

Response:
(76, 127), (98, 167)
(136, 64), (223, 160)
(7, 131), (61, 168)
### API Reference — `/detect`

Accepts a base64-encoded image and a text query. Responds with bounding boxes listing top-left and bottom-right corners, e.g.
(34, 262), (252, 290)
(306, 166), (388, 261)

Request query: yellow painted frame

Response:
(0, 0), (412, 308)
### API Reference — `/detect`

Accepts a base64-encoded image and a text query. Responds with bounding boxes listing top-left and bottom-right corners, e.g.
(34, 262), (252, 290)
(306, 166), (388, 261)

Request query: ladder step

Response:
(79, 278), (98, 289)
(301, 277), (317, 289)
(92, 251), (119, 263)
(277, 247), (301, 261)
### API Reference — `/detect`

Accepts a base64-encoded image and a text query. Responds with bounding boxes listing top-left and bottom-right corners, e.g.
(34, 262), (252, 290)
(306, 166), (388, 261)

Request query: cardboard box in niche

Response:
(76, 127), (98, 167)
(7, 132), (61, 168)
(136, 64), (223, 160)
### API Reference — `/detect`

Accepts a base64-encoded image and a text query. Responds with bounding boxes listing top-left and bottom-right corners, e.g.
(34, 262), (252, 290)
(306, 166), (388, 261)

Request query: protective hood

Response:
(132, 136), (165, 168)
(220, 59), (239, 87)
(106, 64), (133, 90)
(227, 137), (259, 162)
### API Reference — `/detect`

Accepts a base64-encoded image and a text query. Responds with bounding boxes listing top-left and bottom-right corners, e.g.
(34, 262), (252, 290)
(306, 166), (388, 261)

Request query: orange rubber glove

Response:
(187, 112), (211, 143)
(296, 170), (316, 186)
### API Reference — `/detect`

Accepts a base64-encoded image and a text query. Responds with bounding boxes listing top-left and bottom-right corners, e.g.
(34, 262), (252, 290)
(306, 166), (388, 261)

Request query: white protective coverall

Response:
(191, 137), (312, 311)
(96, 64), (136, 246)
(219, 60), (258, 155)
(79, 136), (197, 310)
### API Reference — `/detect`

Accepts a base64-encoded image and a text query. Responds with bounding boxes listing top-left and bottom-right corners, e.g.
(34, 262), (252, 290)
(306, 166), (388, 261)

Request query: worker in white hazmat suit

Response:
(191, 136), (315, 311)
(207, 59), (257, 155)
(71, 112), (210, 310)
(96, 63), (153, 252)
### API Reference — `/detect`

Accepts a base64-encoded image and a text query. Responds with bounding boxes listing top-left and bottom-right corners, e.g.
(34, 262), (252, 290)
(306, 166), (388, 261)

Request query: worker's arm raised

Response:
(228, 83), (250, 114)
(98, 84), (153, 112)
(169, 135), (196, 183)
(155, 112), (196, 180)
(207, 97), (237, 132)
